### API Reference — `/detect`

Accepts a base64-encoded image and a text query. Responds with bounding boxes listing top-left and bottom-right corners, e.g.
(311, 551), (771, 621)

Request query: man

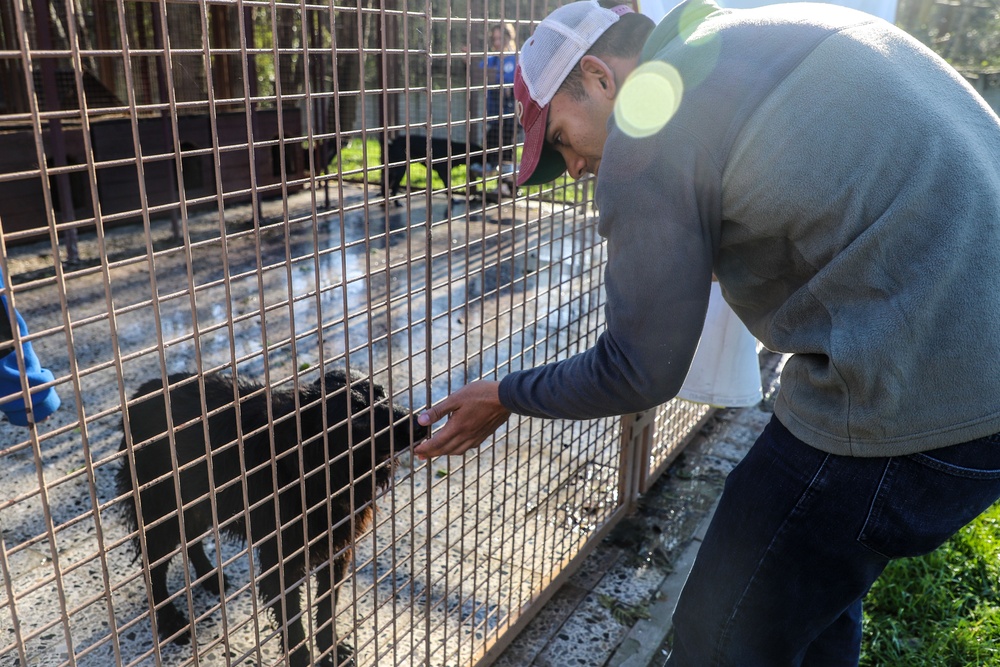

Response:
(415, 0), (1000, 663)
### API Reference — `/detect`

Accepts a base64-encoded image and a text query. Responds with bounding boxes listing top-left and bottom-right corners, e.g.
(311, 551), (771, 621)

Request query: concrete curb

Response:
(605, 500), (719, 667)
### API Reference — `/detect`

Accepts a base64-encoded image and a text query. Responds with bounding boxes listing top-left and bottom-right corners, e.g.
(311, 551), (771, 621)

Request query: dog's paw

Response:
(316, 642), (355, 667)
(288, 645), (314, 667)
(316, 644), (356, 666)
(156, 611), (191, 645)
(313, 638), (355, 666)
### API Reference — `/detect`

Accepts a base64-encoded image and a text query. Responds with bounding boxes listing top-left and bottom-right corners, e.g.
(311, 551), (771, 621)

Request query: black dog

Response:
(381, 134), (483, 201)
(116, 369), (426, 667)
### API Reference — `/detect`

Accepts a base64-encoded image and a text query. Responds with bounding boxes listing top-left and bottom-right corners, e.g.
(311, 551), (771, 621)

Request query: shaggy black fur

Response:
(115, 369), (426, 667)
(381, 134), (483, 201)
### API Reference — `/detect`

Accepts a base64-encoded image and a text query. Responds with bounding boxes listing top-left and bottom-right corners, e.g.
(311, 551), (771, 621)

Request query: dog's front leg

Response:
(258, 542), (310, 667)
(149, 558), (191, 645)
(184, 516), (229, 596)
(142, 516), (191, 645)
(315, 555), (355, 666)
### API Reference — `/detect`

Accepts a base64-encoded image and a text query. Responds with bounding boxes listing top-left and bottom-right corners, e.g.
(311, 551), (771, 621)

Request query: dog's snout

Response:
(384, 411), (428, 449)
(409, 414), (430, 442)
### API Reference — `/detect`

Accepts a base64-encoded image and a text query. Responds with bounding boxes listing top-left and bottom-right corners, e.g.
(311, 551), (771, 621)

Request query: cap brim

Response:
(516, 105), (567, 186)
(518, 142), (567, 186)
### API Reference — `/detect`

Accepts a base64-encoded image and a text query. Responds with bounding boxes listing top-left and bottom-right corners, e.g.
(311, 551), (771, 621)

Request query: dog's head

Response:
(304, 369), (428, 492)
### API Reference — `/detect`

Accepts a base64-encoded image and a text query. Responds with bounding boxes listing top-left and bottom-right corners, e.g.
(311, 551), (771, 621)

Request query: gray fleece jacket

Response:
(498, 0), (1000, 457)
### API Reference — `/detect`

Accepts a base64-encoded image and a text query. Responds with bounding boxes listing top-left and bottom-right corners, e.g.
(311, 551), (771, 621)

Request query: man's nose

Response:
(564, 151), (588, 180)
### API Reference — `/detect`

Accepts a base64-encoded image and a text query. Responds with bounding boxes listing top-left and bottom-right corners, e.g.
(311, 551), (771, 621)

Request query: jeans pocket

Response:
(857, 434), (1000, 559)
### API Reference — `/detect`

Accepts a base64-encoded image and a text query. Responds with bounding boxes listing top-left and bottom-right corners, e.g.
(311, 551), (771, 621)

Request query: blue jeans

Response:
(667, 415), (1000, 667)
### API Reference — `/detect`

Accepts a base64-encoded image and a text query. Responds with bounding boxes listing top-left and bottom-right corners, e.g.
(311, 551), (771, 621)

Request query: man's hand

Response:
(413, 380), (511, 459)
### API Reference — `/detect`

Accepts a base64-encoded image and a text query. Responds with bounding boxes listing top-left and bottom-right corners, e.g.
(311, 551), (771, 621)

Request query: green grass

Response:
(861, 501), (1000, 666)
(328, 137), (593, 204)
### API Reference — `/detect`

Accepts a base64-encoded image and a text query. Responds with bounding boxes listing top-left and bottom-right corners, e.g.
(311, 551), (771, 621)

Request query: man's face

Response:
(544, 58), (616, 180)
(545, 89), (614, 180)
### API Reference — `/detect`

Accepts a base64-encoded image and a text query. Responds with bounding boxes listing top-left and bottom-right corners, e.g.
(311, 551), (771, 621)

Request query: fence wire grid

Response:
(0, 1), (713, 666)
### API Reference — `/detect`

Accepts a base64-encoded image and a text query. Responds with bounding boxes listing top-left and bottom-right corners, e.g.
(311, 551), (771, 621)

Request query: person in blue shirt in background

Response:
(466, 21), (519, 192)
(0, 267), (60, 427)
(483, 22), (519, 174)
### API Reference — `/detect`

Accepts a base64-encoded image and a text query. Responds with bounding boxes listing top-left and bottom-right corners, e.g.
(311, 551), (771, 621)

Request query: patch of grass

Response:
(331, 137), (426, 188)
(861, 501), (1000, 666)
(330, 137), (593, 205)
(522, 171), (596, 206)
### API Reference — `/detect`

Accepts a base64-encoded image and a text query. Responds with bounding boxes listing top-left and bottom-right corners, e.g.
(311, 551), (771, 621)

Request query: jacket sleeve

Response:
(0, 270), (61, 426)
(498, 121), (719, 419)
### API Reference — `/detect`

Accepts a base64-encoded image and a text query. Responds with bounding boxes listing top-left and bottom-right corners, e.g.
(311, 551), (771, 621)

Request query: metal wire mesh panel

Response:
(647, 400), (713, 482)
(1, 1), (709, 666)
(0, 193), (620, 667)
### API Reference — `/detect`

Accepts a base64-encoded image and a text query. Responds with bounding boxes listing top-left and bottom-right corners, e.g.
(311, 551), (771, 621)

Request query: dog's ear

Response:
(346, 374), (386, 406)
(318, 369), (350, 392)
(368, 381), (387, 403)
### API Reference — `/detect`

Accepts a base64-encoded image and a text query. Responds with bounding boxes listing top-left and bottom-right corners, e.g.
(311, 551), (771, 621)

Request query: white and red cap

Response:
(514, 1), (633, 186)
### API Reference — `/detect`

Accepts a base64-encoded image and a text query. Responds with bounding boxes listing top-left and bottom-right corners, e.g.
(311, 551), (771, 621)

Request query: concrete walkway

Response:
(494, 352), (785, 667)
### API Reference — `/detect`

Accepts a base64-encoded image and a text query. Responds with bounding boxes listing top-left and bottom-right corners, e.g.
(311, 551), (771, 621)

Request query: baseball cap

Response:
(514, 1), (634, 186)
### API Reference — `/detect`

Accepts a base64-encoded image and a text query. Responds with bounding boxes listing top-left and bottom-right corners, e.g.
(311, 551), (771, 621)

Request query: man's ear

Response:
(579, 55), (617, 99)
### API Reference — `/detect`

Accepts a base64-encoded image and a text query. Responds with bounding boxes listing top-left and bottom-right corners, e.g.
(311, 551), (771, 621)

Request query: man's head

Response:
(514, 1), (653, 186)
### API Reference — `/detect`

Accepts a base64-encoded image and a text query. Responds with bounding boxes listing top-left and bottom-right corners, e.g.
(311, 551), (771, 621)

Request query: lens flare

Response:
(614, 61), (684, 138)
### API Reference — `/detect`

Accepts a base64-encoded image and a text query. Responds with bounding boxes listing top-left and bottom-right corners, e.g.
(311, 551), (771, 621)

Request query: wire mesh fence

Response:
(1, 1), (717, 665)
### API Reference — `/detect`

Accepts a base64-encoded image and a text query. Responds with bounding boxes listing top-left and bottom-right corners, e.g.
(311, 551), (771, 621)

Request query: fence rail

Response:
(1, 2), (720, 666)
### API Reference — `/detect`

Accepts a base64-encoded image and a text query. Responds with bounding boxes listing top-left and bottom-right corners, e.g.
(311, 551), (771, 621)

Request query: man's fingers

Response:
(417, 406), (444, 426)
(417, 409), (435, 427)
(418, 397), (452, 428)
(415, 416), (465, 457)
(414, 411), (485, 459)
